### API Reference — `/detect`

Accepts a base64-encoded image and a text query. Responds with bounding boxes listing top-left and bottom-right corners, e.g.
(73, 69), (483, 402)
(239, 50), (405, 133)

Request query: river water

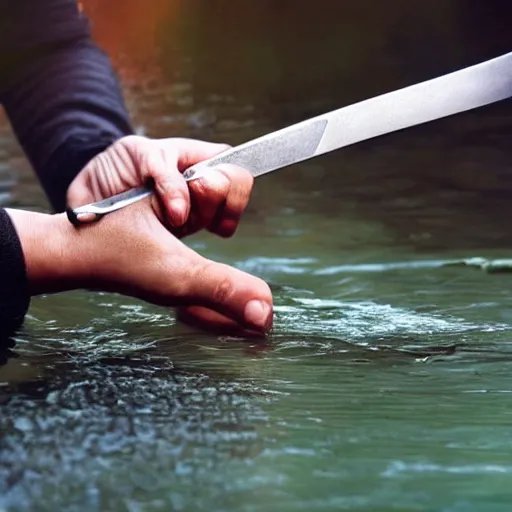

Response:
(2, 1), (512, 511)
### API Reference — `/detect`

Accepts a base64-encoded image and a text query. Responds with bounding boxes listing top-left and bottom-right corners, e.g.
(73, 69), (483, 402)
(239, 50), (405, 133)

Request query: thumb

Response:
(182, 256), (273, 333)
(67, 172), (95, 208)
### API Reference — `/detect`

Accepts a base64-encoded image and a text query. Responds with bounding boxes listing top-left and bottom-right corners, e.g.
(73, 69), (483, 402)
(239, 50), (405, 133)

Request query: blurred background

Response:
(82, 0), (512, 108)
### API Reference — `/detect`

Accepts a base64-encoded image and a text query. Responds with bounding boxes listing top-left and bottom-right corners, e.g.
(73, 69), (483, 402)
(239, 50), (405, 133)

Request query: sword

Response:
(66, 52), (512, 227)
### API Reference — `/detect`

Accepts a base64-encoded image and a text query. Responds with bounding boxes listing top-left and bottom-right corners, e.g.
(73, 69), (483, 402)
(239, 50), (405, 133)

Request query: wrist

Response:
(6, 209), (94, 296)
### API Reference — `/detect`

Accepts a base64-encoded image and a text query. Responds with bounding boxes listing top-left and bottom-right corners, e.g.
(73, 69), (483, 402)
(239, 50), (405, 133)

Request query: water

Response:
(2, 1), (512, 510)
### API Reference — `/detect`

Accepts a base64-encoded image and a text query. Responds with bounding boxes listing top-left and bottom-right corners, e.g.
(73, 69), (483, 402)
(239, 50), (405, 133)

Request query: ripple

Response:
(236, 257), (318, 276)
(383, 460), (512, 477)
(275, 298), (511, 342)
(314, 259), (450, 275)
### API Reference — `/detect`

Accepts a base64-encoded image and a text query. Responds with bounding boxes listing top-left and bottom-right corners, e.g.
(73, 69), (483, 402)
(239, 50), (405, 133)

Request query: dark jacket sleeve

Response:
(0, 209), (29, 344)
(0, 0), (134, 212)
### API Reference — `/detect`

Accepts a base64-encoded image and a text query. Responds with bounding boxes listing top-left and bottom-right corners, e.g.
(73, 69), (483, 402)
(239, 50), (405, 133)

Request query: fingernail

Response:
(244, 300), (272, 331)
(170, 198), (187, 226)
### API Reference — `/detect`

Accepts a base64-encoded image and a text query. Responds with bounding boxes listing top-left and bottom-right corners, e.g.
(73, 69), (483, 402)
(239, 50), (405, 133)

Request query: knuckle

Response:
(118, 134), (145, 146)
(212, 275), (236, 304)
(217, 166), (254, 205)
(190, 177), (210, 196)
(158, 143), (179, 166)
(190, 261), (236, 304)
(116, 135), (149, 159)
(193, 174), (228, 201)
(157, 173), (188, 199)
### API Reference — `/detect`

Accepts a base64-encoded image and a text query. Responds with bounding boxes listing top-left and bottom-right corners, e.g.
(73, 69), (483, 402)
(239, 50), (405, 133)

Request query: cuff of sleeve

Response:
(0, 209), (30, 343)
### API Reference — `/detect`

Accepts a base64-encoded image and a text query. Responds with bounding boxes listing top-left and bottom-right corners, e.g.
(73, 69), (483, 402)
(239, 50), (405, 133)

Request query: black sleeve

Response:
(0, 209), (29, 344)
(0, 0), (134, 213)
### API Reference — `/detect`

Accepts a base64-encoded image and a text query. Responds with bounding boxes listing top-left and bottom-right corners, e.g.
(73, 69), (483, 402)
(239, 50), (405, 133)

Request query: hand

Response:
(7, 201), (273, 335)
(67, 135), (254, 238)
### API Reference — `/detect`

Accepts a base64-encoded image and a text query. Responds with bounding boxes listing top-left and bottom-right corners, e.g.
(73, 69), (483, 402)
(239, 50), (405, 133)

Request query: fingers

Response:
(179, 256), (273, 333)
(184, 164), (254, 237)
(153, 139), (253, 238)
(67, 175), (95, 209)
(144, 137), (230, 228)
(86, 197), (273, 335)
(176, 306), (267, 337)
(67, 134), (253, 238)
(139, 141), (191, 228)
(208, 165), (254, 237)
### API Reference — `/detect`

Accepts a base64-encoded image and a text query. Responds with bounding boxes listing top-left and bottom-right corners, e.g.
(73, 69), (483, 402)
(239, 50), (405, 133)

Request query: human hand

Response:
(7, 201), (273, 335)
(67, 135), (254, 238)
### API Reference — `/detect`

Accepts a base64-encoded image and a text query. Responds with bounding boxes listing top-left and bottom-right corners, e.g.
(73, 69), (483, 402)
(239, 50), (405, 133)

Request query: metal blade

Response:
(183, 52), (512, 180)
(68, 52), (512, 226)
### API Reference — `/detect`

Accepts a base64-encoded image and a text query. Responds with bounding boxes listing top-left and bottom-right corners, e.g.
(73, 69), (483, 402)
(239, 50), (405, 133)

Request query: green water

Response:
(2, 2), (512, 510)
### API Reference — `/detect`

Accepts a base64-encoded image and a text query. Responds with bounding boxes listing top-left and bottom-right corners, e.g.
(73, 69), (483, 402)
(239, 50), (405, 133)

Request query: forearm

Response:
(0, 0), (133, 212)
(6, 209), (92, 296)
(0, 206), (103, 343)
